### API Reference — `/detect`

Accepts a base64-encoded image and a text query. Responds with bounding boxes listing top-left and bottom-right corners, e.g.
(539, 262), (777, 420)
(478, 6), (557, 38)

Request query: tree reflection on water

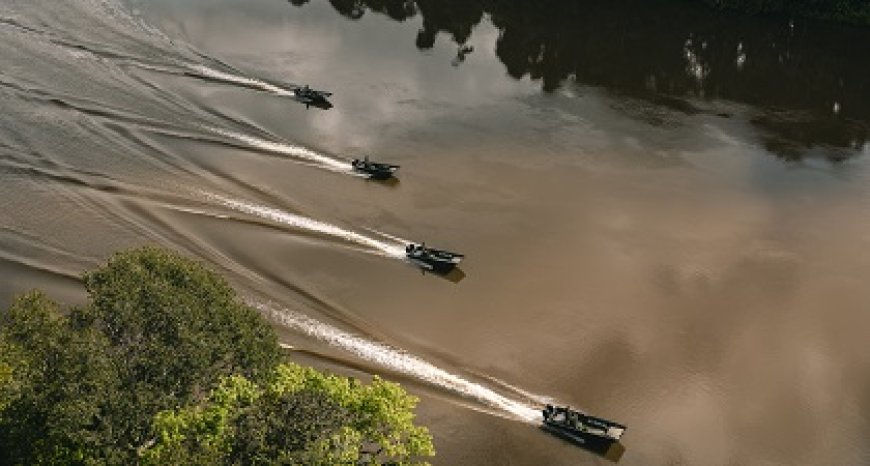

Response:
(290, 0), (869, 162)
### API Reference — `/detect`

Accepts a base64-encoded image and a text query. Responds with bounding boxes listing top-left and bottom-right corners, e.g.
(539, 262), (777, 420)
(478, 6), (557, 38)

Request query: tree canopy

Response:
(142, 363), (434, 465)
(0, 246), (433, 465)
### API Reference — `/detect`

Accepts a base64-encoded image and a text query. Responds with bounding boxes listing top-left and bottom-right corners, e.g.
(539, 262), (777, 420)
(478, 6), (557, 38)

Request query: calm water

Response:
(1, 0), (869, 464)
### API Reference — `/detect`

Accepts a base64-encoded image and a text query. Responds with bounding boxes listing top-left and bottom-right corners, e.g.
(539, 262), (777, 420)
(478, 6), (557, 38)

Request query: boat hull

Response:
(293, 91), (333, 109)
(409, 257), (459, 274)
(405, 244), (463, 274)
(355, 168), (398, 180)
(540, 423), (618, 455)
(367, 170), (397, 180)
(351, 162), (399, 180)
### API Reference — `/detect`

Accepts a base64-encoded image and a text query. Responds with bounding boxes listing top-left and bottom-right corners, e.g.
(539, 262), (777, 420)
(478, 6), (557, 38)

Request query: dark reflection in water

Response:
(290, 0), (870, 161)
(431, 266), (466, 284)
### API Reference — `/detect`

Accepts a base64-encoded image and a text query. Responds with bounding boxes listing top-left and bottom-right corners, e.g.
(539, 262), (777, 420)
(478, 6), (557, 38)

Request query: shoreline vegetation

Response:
(697, 0), (870, 25)
(0, 246), (435, 465)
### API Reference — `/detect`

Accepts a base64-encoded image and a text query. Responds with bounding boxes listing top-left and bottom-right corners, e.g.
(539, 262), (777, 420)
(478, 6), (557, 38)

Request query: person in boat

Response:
(544, 404), (555, 420)
(547, 406), (574, 426)
(567, 411), (578, 428)
(353, 156), (370, 170)
(406, 243), (427, 255)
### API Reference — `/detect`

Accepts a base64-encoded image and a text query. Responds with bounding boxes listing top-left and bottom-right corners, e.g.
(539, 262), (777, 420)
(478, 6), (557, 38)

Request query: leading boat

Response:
(351, 156), (400, 180)
(405, 243), (463, 273)
(541, 405), (626, 453)
(293, 85), (333, 109)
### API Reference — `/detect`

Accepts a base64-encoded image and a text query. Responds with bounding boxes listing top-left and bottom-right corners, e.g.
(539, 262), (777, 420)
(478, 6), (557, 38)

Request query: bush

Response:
(0, 247), (433, 465)
(143, 363), (435, 465)
(0, 247), (281, 464)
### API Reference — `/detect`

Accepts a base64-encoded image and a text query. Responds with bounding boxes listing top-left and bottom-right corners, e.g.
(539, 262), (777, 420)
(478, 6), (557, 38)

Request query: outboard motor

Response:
(543, 404), (555, 420)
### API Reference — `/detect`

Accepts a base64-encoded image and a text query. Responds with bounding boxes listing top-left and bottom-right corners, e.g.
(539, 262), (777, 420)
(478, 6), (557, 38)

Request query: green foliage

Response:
(143, 362), (435, 466)
(0, 247), (433, 465)
(0, 247), (283, 465)
(77, 246), (281, 453)
(0, 336), (23, 413)
(0, 291), (119, 465)
(81, 246), (280, 390)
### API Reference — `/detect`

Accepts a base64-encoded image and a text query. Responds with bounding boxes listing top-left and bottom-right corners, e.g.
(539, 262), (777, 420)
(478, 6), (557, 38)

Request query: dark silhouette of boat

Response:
(405, 242), (463, 273)
(541, 405), (626, 454)
(352, 156), (399, 180)
(293, 85), (333, 109)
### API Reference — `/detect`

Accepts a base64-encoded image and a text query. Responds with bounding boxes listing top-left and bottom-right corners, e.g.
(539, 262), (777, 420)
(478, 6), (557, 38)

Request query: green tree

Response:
(0, 291), (119, 465)
(0, 247), (433, 465)
(0, 335), (24, 413)
(0, 247), (282, 464)
(143, 362), (435, 466)
(76, 246), (281, 454)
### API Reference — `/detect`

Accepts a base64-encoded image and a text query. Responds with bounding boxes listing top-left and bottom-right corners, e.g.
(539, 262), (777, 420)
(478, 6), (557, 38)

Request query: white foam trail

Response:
(187, 64), (294, 97)
(162, 205), (231, 220)
(120, 60), (186, 76)
(201, 191), (406, 258)
(364, 227), (413, 246)
(258, 302), (543, 423)
(478, 374), (559, 407)
(207, 127), (351, 173)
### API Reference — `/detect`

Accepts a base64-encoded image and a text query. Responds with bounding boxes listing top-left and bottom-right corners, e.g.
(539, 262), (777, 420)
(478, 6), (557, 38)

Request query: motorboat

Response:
(293, 85), (333, 109)
(541, 405), (626, 453)
(405, 242), (463, 273)
(351, 156), (400, 180)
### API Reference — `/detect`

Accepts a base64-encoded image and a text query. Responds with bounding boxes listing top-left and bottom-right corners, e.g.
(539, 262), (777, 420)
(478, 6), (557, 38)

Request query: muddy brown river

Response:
(1, 0), (868, 464)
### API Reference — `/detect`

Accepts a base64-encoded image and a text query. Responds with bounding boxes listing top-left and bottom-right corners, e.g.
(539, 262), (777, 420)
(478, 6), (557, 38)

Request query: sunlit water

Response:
(1, 0), (869, 464)
(259, 301), (542, 423)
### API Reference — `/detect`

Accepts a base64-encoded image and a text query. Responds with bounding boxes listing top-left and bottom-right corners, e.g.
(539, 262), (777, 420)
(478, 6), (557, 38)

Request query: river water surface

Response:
(1, 0), (869, 464)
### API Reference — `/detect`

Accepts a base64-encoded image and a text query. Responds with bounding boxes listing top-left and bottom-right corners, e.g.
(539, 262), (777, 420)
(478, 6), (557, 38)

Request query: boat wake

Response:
(2, 0), (552, 431)
(206, 127), (354, 174)
(364, 227), (414, 246)
(256, 301), (543, 424)
(200, 191), (407, 258)
(186, 64), (295, 97)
